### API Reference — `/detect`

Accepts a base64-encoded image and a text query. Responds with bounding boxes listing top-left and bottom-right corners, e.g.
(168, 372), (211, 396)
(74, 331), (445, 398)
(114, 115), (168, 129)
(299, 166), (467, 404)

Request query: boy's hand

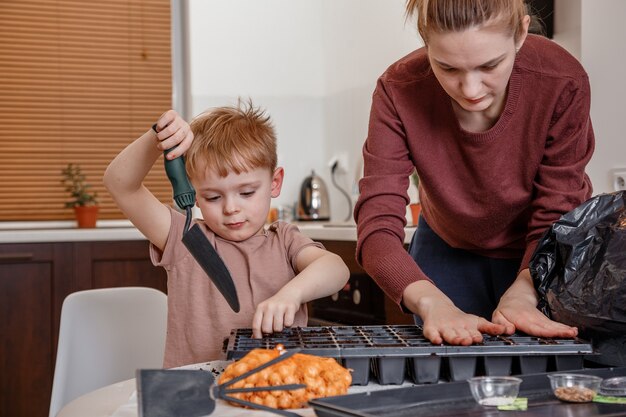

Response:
(251, 289), (302, 338)
(153, 110), (194, 159)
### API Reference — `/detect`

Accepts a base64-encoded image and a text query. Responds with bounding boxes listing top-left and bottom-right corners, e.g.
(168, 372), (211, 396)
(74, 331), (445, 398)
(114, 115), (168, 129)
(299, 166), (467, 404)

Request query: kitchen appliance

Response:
(296, 170), (330, 221)
(224, 325), (594, 385)
(155, 124), (240, 312)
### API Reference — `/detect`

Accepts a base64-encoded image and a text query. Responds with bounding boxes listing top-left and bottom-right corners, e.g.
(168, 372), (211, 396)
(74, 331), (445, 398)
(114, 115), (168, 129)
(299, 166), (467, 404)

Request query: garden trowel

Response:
(155, 124), (240, 313)
(137, 349), (305, 417)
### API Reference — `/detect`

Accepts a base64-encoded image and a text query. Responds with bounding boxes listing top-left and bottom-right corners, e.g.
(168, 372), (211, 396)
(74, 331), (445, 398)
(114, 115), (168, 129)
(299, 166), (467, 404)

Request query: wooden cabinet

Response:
(0, 240), (166, 417)
(0, 236), (404, 417)
(310, 240), (414, 326)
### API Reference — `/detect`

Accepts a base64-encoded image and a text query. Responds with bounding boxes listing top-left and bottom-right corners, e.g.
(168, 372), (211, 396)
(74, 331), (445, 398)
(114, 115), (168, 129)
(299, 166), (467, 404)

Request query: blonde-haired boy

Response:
(104, 101), (349, 368)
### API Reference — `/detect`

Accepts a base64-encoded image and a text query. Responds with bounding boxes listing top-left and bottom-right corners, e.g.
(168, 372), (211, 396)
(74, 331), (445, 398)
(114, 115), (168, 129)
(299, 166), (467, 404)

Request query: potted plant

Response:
(409, 170), (421, 226)
(61, 163), (99, 228)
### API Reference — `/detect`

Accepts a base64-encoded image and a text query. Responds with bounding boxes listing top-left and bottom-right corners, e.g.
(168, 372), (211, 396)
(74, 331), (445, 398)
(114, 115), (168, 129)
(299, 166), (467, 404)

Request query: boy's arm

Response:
(290, 246), (350, 302)
(252, 246), (349, 337)
(103, 110), (193, 250)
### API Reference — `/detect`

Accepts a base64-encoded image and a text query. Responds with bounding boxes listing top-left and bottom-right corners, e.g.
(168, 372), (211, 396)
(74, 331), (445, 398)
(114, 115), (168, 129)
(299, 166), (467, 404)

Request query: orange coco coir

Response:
(218, 345), (352, 409)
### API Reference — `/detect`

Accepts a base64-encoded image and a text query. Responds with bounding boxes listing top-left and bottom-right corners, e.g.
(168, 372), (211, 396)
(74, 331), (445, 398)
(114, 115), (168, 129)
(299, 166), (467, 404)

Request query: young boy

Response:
(104, 101), (349, 368)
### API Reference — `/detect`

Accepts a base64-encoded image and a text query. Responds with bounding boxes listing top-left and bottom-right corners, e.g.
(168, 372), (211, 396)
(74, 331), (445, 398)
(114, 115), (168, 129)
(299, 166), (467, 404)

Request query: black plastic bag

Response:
(530, 191), (626, 365)
(531, 191), (626, 330)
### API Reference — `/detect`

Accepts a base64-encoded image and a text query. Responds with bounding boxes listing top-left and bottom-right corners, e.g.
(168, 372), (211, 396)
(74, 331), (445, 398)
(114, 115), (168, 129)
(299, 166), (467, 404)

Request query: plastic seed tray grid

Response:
(224, 325), (594, 385)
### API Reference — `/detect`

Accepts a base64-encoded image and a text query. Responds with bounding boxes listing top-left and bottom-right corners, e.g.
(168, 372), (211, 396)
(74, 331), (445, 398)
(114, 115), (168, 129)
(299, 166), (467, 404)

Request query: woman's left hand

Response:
(492, 269), (578, 338)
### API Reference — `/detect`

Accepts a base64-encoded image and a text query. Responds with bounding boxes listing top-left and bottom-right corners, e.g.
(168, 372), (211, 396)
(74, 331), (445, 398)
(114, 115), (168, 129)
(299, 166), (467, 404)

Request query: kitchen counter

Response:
(0, 220), (416, 244)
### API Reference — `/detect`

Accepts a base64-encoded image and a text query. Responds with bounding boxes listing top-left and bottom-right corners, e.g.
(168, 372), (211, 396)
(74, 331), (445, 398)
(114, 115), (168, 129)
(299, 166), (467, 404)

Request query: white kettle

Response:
(296, 170), (330, 221)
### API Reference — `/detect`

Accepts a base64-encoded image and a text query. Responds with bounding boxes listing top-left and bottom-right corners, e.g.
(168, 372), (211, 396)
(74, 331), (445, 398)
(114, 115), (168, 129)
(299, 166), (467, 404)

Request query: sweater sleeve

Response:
(355, 78), (433, 306)
(521, 74), (594, 270)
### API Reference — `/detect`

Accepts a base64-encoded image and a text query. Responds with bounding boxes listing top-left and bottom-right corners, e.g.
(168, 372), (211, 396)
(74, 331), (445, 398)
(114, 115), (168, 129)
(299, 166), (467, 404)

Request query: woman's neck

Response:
(451, 92), (507, 133)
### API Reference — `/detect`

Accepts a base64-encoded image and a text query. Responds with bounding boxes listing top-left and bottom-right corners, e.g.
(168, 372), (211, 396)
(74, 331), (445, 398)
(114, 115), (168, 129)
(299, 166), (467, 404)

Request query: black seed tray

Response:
(309, 367), (626, 417)
(223, 325), (594, 385)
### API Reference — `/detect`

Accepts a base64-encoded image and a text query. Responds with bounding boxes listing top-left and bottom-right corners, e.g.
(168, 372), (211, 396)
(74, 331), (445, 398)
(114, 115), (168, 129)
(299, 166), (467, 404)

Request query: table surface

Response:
(56, 361), (410, 417)
(56, 377), (136, 417)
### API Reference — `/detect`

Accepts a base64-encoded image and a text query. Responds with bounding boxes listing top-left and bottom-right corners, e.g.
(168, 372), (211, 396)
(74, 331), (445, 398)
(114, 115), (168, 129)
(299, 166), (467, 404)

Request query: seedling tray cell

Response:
(483, 355), (513, 376)
(446, 357), (477, 381)
(409, 355), (441, 384)
(343, 357), (370, 385)
(224, 325), (593, 385)
(374, 357), (407, 385)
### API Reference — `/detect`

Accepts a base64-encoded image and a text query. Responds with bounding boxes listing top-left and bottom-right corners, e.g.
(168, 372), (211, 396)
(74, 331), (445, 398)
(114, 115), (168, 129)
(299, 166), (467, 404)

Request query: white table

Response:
(55, 377), (319, 417)
(56, 361), (411, 417)
(56, 378), (136, 417)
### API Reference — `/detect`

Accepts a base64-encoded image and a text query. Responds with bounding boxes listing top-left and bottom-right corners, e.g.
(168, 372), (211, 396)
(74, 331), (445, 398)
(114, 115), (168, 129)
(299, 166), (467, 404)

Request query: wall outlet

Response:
(612, 169), (626, 191)
(328, 152), (349, 174)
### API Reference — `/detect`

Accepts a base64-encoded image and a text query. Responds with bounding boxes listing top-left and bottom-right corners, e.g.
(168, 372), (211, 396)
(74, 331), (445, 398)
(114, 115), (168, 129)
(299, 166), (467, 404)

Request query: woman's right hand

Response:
(403, 280), (505, 345)
(153, 109), (194, 159)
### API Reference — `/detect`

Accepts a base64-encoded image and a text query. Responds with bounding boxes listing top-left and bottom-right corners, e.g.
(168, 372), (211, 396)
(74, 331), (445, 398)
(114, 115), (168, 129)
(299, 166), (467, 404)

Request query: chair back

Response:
(49, 287), (167, 417)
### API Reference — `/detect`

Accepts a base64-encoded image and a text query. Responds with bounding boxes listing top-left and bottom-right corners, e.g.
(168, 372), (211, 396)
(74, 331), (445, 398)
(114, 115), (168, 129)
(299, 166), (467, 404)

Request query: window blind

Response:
(0, 0), (173, 221)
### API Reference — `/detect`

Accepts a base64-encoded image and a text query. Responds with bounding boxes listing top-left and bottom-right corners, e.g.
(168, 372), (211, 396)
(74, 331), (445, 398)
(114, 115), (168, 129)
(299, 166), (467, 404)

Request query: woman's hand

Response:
(251, 288), (302, 338)
(403, 280), (505, 345)
(492, 269), (578, 338)
(153, 109), (194, 159)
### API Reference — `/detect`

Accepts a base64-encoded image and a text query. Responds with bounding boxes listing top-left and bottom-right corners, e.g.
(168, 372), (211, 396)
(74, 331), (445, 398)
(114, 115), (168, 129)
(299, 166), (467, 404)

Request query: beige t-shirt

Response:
(151, 207), (323, 368)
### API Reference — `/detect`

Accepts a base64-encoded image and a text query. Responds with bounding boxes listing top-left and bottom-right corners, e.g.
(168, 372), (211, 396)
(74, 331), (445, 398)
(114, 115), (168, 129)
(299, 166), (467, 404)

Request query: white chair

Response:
(49, 287), (167, 417)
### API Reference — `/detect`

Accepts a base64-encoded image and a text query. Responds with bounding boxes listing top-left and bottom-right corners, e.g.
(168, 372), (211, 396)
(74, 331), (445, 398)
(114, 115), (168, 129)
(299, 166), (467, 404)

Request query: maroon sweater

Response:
(355, 35), (594, 306)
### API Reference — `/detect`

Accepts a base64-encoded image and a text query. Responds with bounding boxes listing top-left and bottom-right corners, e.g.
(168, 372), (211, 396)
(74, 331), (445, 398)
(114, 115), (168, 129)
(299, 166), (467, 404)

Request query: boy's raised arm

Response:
(103, 110), (193, 250)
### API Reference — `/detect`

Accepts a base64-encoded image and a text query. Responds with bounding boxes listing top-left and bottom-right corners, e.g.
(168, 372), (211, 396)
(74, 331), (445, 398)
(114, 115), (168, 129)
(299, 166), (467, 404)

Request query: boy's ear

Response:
(270, 167), (284, 198)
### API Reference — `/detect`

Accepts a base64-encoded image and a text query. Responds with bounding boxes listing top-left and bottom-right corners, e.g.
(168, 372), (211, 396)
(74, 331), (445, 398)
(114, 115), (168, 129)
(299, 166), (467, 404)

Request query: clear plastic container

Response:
(547, 373), (602, 402)
(600, 376), (626, 397)
(467, 376), (522, 406)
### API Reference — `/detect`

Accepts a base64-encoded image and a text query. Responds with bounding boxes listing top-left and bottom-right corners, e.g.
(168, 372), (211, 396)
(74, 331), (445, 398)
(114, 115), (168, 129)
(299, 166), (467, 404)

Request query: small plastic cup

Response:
(600, 376), (626, 397)
(468, 376), (522, 406)
(547, 373), (602, 403)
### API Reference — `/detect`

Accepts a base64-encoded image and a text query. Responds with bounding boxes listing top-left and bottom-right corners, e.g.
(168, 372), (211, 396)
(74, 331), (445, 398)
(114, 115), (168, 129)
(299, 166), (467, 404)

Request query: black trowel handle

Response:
(164, 150), (196, 209)
(152, 123), (196, 210)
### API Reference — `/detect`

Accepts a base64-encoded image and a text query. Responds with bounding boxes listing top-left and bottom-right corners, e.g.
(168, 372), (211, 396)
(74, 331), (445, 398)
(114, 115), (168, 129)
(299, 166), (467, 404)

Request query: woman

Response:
(355, 0), (594, 346)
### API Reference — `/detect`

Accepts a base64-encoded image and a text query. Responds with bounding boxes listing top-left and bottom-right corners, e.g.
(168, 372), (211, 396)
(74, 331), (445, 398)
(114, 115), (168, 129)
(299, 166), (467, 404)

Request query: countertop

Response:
(0, 220), (416, 244)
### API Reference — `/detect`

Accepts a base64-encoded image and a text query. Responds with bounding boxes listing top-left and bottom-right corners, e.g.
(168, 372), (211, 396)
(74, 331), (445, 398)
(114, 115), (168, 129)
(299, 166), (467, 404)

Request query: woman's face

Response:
(426, 18), (529, 118)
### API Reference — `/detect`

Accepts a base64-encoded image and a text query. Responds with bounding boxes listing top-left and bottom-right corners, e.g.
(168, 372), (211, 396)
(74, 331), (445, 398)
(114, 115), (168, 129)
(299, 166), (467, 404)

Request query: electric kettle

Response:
(296, 170), (330, 221)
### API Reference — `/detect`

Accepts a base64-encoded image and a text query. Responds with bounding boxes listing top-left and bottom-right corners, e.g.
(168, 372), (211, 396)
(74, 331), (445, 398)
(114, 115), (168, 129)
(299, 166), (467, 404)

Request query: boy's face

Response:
(192, 165), (284, 242)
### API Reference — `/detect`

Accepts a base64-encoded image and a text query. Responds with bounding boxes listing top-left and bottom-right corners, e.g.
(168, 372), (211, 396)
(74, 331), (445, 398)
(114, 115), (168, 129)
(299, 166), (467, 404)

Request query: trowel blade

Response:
(137, 369), (216, 417)
(182, 223), (240, 313)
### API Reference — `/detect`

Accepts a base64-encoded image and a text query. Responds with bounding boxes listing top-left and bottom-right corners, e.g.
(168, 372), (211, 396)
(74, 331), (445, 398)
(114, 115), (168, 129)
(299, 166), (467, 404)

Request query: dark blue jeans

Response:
(408, 216), (521, 323)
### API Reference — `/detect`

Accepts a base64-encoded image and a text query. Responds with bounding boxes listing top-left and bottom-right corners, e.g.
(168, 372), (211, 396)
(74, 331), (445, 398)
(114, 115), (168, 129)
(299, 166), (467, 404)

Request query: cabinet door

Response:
(312, 240), (414, 325)
(75, 240), (167, 292)
(0, 244), (60, 417)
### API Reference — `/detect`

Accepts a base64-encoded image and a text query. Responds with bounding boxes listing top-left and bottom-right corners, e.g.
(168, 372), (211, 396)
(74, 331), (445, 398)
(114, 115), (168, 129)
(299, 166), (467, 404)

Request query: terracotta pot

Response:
(74, 205), (99, 228)
(409, 203), (421, 226)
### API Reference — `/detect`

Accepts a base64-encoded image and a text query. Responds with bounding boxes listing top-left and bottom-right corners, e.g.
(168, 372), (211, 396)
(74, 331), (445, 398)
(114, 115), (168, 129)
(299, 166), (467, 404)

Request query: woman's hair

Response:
(186, 99), (277, 179)
(406, 0), (529, 44)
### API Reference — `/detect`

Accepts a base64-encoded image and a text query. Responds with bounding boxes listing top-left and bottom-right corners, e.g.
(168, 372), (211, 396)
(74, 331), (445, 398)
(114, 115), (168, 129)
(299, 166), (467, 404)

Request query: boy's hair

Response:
(186, 99), (277, 179)
(406, 0), (528, 44)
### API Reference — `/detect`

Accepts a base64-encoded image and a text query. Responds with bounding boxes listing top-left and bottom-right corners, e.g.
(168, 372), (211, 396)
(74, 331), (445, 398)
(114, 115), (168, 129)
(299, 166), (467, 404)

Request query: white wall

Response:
(578, 0), (626, 194)
(188, 0), (625, 222)
(188, 0), (418, 222)
(554, 0), (626, 194)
